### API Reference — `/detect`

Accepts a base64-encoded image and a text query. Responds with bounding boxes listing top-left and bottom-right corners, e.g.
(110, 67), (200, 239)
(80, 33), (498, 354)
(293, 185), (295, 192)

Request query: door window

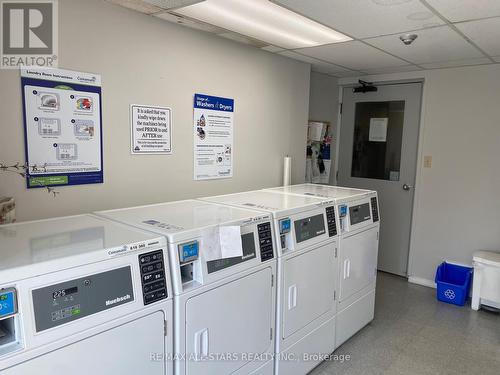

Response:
(351, 101), (405, 181)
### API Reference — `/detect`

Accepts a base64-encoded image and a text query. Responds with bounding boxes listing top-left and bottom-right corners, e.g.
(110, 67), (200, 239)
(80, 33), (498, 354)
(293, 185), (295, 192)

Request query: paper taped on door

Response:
(202, 226), (243, 261)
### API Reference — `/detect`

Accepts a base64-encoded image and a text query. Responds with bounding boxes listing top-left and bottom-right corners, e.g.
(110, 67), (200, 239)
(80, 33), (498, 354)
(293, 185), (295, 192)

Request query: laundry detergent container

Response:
(435, 262), (473, 306)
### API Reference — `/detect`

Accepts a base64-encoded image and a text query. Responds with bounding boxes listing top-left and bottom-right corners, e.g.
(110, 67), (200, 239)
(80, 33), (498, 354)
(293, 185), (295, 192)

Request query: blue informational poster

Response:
(193, 93), (234, 180)
(21, 68), (103, 188)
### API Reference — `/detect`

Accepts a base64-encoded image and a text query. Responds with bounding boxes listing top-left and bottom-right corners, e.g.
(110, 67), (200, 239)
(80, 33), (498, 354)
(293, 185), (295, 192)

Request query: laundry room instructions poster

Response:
(21, 68), (103, 188)
(193, 93), (234, 180)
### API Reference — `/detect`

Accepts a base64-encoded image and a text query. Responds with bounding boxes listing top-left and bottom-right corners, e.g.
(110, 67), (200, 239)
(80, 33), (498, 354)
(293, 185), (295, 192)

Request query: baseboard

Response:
(408, 276), (436, 289)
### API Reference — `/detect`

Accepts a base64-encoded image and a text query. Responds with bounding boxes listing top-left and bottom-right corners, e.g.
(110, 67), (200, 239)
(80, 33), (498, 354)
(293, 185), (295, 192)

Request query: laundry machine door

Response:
(185, 267), (274, 375)
(3, 311), (167, 375)
(339, 227), (378, 302)
(282, 242), (336, 339)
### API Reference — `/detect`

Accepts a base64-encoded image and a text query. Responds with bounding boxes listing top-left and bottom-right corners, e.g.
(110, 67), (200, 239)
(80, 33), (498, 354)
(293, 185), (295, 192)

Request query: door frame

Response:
(335, 77), (426, 280)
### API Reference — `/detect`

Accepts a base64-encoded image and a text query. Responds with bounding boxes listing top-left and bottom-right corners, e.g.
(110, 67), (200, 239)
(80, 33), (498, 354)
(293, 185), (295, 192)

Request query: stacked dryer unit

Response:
(200, 191), (339, 375)
(0, 214), (173, 375)
(96, 200), (277, 375)
(265, 184), (380, 348)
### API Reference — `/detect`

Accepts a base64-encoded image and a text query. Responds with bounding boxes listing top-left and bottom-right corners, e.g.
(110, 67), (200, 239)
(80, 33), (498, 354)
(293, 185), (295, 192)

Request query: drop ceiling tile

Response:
(273, 0), (444, 39)
(455, 17), (500, 56)
(365, 26), (483, 64)
(261, 45), (285, 52)
(107, 0), (162, 14)
(279, 51), (354, 74)
(328, 70), (362, 78)
(425, 0), (500, 22)
(295, 41), (408, 71)
(420, 57), (492, 69)
(361, 65), (422, 75)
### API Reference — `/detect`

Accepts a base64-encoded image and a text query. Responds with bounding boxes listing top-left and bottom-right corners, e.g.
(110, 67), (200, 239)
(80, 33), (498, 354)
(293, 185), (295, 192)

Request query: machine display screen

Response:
(294, 214), (326, 243)
(206, 232), (256, 274)
(52, 287), (78, 300)
(349, 203), (371, 225)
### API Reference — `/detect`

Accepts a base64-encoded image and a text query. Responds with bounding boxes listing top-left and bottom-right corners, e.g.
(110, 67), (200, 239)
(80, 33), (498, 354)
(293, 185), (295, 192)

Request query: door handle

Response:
(194, 328), (209, 360)
(288, 285), (297, 310)
(402, 184), (413, 191)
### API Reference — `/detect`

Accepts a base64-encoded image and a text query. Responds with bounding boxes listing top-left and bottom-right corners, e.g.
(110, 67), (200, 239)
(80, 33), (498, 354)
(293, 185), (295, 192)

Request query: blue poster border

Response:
(21, 76), (104, 188)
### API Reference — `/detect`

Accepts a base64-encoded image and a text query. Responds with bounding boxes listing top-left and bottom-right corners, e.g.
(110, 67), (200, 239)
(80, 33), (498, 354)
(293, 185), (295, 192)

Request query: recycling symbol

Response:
(444, 289), (456, 300)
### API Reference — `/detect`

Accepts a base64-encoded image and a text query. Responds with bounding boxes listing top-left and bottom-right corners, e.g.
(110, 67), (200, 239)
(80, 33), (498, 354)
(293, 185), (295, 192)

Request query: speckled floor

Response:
(310, 272), (500, 375)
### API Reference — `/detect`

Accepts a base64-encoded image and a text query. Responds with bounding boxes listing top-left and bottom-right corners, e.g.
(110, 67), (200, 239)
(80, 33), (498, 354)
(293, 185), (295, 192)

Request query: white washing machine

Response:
(200, 191), (339, 375)
(96, 200), (277, 375)
(265, 184), (380, 348)
(0, 214), (173, 375)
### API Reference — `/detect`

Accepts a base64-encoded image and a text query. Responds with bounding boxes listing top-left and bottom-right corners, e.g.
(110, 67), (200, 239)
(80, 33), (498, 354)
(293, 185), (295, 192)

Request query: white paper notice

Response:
(369, 118), (388, 142)
(219, 226), (243, 259)
(202, 226), (243, 261)
(131, 105), (172, 154)
(308, 122), (324, 142)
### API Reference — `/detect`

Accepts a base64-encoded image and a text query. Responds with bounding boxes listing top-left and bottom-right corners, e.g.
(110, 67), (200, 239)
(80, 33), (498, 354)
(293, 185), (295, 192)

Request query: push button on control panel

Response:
(139, 250), (168, 305)
(326, 206), (338, 237)
(258, 222), (274, 262)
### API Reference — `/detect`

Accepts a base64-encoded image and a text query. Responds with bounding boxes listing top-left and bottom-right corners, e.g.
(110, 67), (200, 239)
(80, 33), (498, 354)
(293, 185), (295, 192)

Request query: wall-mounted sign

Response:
(130, 105), (172, 154)
(369, 118), (388, 142)
(193, 93), (234, 180)
(21, 67), (103, 188)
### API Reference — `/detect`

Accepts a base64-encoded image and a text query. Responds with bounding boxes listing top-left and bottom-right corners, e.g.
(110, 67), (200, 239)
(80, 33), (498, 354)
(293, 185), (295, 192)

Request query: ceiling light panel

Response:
(273, 0), (444, 39)
(425, 0), (500, 23)
(174, 0), (352, 49)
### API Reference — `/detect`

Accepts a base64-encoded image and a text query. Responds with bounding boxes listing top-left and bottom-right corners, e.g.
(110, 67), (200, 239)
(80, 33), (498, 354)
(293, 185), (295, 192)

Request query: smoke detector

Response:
(399, 33), (418, 45)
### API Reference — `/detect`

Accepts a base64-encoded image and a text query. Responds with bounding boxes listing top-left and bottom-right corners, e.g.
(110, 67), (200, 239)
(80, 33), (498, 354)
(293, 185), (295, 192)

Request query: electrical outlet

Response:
(424, 155), (432, 168)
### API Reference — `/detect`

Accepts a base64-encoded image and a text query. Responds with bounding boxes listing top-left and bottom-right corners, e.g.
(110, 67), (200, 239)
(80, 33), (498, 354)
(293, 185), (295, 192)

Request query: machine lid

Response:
(473, 251), (500, 267)
(96, 200), (269, 242)
(0, 214), (164, 275)
(201, 190), (330, 217)
(265, 183), (371, 202)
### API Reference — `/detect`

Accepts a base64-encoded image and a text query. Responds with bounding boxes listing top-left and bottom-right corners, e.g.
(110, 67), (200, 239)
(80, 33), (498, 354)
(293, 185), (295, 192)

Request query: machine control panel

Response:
(0, 288), (17, 320)
(139, 250), (168, 305)
(32, 267), (134, 332)
(349, 203), (371, 225)
(371, 197), (379, 222)
(178, 241), (199, 263)
(293, 214), (326, 243)
(257, 222), (274, 262)
(207, 233), (257, 273)
(325, 206), (337, 237)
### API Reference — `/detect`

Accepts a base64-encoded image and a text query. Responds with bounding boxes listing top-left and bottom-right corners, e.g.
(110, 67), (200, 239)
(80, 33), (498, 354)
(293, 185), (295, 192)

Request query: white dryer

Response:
(200, 191), (339, 375)
(96, 200), (277, 375)
(0, 214), (173, 375)
(265, 184), (380, 348)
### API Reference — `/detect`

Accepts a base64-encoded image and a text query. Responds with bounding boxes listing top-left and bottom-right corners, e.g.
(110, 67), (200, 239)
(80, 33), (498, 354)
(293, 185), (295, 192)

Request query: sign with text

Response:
(193, 93), (234, 180)
(21, 67), (103, 188)
(131, 105), (172, 154)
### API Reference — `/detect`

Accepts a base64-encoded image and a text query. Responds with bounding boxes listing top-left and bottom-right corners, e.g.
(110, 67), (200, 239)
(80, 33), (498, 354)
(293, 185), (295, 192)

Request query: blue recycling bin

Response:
(435, 262), (473, 306)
